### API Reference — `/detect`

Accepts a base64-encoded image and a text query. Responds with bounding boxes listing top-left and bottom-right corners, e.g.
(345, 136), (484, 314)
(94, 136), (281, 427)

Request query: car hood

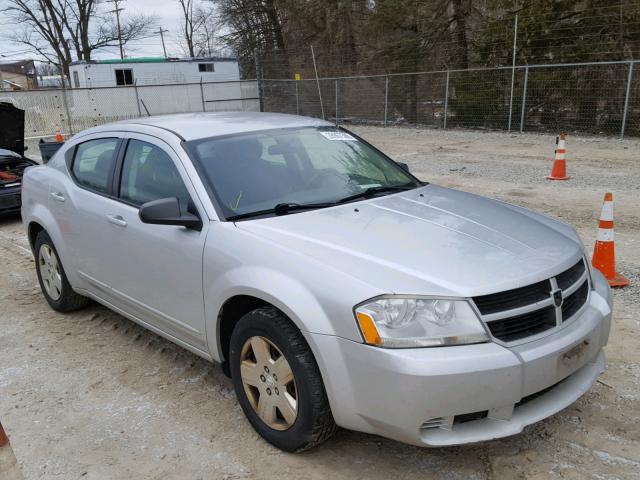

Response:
(236, 185), (583, 297)
(0, 103), (25, 157)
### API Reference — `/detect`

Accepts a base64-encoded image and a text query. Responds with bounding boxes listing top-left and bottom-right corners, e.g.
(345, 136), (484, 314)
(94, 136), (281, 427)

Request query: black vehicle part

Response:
(38, 140), (65, 164)
(0, 102), (25, 157)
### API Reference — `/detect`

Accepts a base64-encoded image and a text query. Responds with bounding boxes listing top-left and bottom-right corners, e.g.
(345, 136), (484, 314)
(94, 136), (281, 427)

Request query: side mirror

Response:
(396, 161), (410, 172)
(139, 197), (202, 231)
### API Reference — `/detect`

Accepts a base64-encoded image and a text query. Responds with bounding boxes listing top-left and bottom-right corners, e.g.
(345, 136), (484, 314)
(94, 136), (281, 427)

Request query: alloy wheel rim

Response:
(240, 336), (298, 431)
(39, 244), (62, 301)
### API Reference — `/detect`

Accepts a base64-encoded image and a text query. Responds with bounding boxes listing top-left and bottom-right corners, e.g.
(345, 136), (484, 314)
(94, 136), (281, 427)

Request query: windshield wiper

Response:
(273, 202), (336, 215)
(227, 202), (335, 221)
(227, 185), (418, 221)
(335, 184), (417, 204)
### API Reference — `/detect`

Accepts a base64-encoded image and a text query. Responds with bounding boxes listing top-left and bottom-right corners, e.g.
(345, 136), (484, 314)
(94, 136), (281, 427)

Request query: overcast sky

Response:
(106, 0), (188, 59)
(0, 0), (207, 63)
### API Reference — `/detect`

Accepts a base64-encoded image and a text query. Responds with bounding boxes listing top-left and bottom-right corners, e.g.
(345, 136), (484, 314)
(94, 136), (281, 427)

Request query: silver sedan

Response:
(21, 112), (612, 451)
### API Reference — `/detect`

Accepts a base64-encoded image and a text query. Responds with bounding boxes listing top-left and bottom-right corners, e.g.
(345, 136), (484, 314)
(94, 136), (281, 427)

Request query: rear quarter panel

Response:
(22, 162), (84, 288)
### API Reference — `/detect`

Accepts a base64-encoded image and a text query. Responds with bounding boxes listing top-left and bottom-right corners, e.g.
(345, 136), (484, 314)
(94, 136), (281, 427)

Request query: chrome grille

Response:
(473, 279), (551, 315)
(473, 259), (589, 343)
(556, 260), (586, 289)
(485, 306), (557, 343)
(562, 281), (589, 321)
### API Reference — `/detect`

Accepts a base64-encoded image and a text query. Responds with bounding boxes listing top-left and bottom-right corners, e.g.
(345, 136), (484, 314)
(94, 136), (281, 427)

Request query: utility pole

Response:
(108, 0), (125, 59)
(157, 27), (169, 58)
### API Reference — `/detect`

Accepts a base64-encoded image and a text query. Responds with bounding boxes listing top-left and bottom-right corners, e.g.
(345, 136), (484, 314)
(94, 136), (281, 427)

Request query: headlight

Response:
(354, 296), (489, 348)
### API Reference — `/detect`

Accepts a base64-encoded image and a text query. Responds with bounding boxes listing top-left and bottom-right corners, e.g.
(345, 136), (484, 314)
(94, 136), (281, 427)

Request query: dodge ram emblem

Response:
(552, 289), (563, 307)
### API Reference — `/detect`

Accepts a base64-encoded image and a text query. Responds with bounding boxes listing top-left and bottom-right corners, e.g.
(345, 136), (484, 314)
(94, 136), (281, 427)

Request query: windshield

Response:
(185, 127), (420, 220)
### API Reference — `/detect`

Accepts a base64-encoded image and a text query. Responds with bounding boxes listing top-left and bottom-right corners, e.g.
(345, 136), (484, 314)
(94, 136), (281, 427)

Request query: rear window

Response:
(72, 138), (119, 194)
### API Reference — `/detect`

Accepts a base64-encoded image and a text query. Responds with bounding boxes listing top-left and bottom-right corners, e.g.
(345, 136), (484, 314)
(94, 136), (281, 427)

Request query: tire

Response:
(229, 306), (336, 452)
(34, 230), (89, 312)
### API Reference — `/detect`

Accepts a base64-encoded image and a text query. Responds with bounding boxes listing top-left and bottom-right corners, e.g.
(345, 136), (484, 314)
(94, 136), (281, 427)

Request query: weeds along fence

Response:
(260, 60), (640, 138)
(0, 80), (259, 152)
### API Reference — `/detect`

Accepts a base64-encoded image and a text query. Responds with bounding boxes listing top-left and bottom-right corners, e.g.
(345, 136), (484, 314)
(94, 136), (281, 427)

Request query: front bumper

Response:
(305, 271), (612, 447)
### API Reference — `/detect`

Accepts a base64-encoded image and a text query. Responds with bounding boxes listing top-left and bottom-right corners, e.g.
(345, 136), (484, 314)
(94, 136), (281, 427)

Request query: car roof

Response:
(82, 112), (333, 141)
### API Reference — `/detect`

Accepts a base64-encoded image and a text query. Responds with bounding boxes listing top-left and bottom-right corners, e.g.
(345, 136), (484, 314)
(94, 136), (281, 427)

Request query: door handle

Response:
(106, 214), (127, 227)
(50, 192), (65, 203)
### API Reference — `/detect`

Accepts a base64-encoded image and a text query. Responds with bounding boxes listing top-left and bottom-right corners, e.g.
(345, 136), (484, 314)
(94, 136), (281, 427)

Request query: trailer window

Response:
(198, 63), (214, 72)
(115, 69), (134, 86)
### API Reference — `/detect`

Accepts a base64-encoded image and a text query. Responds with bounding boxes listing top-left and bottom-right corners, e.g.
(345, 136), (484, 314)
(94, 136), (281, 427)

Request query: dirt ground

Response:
(1, 127), (639, 480)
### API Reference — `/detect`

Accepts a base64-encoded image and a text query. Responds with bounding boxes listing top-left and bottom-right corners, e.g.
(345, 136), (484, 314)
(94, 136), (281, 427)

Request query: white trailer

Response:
(69, 57), (240, 88)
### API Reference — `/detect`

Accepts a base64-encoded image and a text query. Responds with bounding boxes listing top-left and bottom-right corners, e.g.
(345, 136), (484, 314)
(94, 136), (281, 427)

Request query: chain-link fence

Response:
(260, 60), (640, 138)
(0, 80), (259, 153)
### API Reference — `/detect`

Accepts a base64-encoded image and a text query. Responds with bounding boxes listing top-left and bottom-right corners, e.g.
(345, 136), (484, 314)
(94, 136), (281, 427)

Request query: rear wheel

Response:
(35, 231), (89, 312)
(229, 306), (336, 452)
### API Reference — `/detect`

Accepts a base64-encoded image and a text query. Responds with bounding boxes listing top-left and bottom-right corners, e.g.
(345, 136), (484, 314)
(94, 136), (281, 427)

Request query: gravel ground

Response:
(1, 126), (639, 479)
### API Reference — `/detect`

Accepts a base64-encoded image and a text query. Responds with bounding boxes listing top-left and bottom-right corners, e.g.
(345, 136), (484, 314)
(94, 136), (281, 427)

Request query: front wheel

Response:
(229, 306), (336, 452)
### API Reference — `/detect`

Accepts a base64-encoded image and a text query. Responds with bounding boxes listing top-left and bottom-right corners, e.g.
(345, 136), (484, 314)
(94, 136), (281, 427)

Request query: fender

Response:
(201, 221), (383, 362)
(204, 265), (344, 362)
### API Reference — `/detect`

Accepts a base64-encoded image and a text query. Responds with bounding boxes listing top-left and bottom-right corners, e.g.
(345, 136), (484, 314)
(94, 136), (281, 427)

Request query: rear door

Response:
(96, 134), (209, 351)
(56, 135), (124, 298)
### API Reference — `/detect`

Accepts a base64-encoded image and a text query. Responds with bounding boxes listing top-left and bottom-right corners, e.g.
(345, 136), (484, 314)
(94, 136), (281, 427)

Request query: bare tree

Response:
(176, 0), (218, 57)
(215, 0), (289, 76)
(4, 0), (73, 79)
(194, 4), (219, 56)
(177, 0), (196, 57)
(2, 0), (157, 78)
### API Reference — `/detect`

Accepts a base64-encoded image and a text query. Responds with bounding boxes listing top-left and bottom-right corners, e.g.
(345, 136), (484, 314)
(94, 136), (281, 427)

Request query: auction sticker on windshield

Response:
(320, 131), (357, 141)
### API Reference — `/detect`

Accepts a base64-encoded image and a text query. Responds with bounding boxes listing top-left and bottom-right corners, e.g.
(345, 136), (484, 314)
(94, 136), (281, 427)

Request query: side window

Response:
(119, 140), (191, 212)
(72, 138), (119, 194)
(198, 63), (214, 72)
(115, 69), (134, 86)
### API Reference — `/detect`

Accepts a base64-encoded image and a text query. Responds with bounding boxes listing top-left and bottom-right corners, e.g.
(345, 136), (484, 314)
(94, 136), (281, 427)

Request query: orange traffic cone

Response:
(547, 133), (570, 180)
(592, 193), (629, 287)
(55, 131), (64, 142)
(0, 422), (24, 480)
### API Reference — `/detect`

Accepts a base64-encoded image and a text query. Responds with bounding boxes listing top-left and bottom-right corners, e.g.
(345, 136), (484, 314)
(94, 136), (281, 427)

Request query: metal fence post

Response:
(335, 79), (339, 126)
(443, 71), (450, 129)
(295, 81), (299, 115)
(384, 76), (389, 127)
(311, 45), (325, 120)
(254, 50), (263, 112)
(200, 77), (206, 112)
(519, 66), (529, 133)
(507, 15), (518, 132)
(134, 80), (142, 117)
(621, 61), (634, 139)
(61, 86), (73, 135)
